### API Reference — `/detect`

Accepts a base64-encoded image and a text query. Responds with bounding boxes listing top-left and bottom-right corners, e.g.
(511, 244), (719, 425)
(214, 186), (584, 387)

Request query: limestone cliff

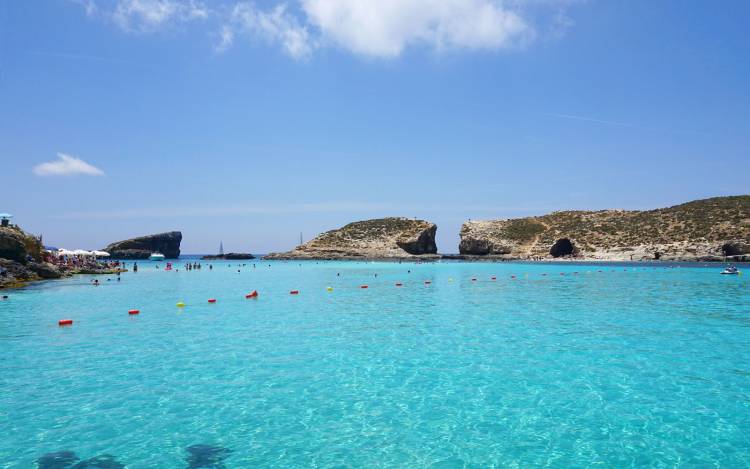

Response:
(104, 231), (182, 259)
(459, 196), (750, 261)
(264, 218), (438, 260)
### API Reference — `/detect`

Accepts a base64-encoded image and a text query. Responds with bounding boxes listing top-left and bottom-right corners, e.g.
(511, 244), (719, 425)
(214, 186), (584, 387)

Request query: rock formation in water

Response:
(458, 196), (750, 261)
(264, 217), (438, 259)
(104, 231), (182, 259)
(201, 253), (256, 260)
(0, 225), (63, 288)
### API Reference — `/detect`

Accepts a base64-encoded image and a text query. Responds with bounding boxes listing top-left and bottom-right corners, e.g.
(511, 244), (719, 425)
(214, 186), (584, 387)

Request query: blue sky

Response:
(1, 0), (748, 253)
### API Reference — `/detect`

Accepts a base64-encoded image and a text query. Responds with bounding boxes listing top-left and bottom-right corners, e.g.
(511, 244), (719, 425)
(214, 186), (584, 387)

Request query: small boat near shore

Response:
(149, 252), (165, 261)
(721, 265), (740, 275)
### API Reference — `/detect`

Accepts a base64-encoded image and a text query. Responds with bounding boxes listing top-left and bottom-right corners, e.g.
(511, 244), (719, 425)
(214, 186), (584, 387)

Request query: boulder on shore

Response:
(264, 217), (438, 260)
(104, 231), (182, 259)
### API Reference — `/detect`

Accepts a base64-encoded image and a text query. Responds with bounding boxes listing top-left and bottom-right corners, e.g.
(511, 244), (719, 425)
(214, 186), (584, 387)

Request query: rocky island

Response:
(264, 217), (438, 260)
(201, 253), (256, 260)
(458, 196), (750, 261)
(104, 231), (182, 259)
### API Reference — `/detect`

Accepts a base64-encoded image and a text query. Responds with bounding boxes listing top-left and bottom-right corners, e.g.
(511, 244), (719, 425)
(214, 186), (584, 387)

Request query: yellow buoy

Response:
(326, 286), (333, 292)
(176, 302), (186, 307)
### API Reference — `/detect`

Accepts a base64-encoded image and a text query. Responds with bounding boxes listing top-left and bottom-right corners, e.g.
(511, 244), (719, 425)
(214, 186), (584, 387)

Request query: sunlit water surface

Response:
(2, 260), (750, 468)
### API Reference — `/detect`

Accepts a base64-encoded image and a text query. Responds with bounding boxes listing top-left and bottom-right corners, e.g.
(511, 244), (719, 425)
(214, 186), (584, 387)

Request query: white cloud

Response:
(74, 0), (574, 58)
(33, 153), (105, 177)
(301, 0), (533, 57)
(228, 3), (315, 59)
(107, 0), (208, 33)
(216, 25), (235, 52)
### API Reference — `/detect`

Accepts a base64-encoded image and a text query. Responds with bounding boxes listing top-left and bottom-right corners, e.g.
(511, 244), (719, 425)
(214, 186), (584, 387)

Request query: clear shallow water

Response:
(1, 260), (750, 468)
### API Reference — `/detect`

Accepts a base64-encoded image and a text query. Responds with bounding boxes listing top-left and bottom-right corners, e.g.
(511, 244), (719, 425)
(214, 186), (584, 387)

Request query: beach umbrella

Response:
(0, 213), (12, 218)
(72, 249), (92, 256)
(93, 250), (110, 257)
(57, 248), (73, 256)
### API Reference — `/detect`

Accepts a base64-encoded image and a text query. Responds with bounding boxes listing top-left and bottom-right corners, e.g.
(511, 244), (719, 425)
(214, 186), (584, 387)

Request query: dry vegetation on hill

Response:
(460, 196), (750, 260)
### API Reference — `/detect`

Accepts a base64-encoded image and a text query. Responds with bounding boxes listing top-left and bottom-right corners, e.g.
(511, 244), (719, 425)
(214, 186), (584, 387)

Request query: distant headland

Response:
(456, 195), (750, 262)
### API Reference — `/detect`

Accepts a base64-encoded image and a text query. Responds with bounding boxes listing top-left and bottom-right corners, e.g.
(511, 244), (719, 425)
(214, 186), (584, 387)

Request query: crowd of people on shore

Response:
(42, 252), (123, 272)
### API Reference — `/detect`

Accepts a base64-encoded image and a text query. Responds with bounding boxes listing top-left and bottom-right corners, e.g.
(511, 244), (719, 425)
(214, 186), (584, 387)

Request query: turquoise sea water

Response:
(1, 259), (750, 468)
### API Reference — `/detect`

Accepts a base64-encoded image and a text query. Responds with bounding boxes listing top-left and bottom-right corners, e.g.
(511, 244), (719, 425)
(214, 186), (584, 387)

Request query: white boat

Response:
(721, 266), (740, 275)
(149, 252), (166, 261)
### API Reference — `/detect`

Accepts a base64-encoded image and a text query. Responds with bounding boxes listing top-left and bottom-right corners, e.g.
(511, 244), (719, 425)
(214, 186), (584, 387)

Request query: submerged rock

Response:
(104, 231), (182, 259)
(459, 195), (750, 261)
(185, 444), (232, 469)
(264, 217), (438, 260)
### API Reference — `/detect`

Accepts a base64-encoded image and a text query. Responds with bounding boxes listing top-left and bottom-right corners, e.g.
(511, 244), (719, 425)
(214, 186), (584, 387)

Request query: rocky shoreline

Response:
(2, 196), (747, 290)
(0, 225), (123, 289)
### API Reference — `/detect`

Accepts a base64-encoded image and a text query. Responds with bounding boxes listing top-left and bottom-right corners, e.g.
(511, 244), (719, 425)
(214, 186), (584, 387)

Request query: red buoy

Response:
(128, 309), (140, 315)
(58, 319), (73, 326)
(290, 290), (299, 295)
(491, 276), (496, 280)
(208, 298), (216, 303)
(395, 282), (403, 287)
(511, 275), (516, 279)
(245, 290), (258, 299)
(360, 285), (369, 289)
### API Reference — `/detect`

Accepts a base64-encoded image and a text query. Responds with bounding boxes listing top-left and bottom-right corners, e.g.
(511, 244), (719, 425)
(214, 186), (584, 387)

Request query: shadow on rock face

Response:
(37, 451), (79, 469)
(185, 444), (232, 469)
(37, 452), (125, 469)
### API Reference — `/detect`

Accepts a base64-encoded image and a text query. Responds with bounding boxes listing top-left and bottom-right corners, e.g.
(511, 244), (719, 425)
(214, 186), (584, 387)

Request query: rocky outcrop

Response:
(0, 226), (63, 288)
(264, 217), (438, 260)
(201, 253), (256, 260)
(459, 196), (750, 261)
(0, 226), (43, 263)
(104, 231), (182, 259)
(0, 258), (65, 288)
